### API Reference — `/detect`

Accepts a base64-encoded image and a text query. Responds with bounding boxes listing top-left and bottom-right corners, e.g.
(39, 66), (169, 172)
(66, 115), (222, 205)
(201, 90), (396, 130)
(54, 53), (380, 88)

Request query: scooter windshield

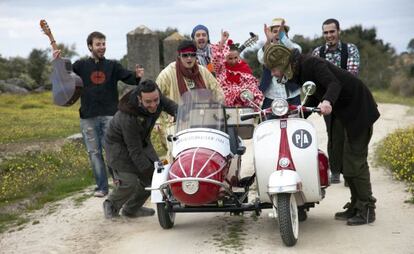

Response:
(175, 89), (225, 133)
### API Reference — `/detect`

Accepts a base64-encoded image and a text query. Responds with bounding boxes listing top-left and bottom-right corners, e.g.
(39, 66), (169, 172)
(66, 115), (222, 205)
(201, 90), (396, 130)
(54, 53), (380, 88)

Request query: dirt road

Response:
(1, 103), (413, 254)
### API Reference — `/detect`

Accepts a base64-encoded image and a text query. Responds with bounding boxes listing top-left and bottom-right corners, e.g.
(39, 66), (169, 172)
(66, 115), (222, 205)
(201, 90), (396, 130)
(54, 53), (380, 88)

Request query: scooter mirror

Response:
(240, 89), (254, 102)
(302, 81), (316, 96)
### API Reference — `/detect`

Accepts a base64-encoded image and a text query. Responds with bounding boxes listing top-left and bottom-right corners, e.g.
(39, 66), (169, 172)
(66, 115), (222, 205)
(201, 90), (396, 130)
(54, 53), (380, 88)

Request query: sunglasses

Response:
(180, 53), (197, 58)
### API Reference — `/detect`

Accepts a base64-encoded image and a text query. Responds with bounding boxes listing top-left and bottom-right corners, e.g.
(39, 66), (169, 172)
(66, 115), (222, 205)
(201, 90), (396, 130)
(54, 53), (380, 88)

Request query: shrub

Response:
(376, 127), (414, 199)
(0, 141), (92, 203)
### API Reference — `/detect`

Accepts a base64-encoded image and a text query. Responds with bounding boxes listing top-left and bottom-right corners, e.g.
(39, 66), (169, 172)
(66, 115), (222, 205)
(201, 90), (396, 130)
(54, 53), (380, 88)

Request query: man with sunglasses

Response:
(156, 40), (223, 102)
(312, 18), (361, 185)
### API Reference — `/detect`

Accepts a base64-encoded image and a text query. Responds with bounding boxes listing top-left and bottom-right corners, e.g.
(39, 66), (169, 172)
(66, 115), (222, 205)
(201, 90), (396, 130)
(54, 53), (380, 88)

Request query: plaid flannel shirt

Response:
(312, 41), (360, 76)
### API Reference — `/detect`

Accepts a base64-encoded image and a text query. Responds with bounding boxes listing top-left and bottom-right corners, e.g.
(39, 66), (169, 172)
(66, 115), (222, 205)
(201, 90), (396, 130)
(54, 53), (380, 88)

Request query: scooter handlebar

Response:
(240, 112), (260, 121)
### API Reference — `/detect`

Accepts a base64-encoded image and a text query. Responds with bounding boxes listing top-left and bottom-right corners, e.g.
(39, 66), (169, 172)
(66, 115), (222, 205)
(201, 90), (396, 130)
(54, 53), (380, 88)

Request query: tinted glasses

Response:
(180, 52), (197, 58)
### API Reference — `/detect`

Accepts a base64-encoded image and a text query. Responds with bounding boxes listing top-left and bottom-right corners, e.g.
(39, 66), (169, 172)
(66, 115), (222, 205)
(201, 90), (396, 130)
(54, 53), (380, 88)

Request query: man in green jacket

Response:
(103, 80), (177, 219)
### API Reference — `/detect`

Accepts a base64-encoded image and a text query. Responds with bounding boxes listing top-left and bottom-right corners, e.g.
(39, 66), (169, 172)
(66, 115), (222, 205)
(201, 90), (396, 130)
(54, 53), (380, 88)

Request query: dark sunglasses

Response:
(180, 53), (197, 58)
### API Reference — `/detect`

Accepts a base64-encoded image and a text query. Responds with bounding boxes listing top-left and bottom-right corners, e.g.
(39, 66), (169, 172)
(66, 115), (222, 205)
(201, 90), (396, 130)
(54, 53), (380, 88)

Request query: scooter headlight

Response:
(182, 180), (199, 195)
(279, 157), (291, 168)
(271, 98), (289, 116)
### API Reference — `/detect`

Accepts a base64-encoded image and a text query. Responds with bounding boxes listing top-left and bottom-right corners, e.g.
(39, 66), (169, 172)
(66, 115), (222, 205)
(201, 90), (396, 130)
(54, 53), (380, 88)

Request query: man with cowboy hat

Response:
(257, 18), (302, 110)
(263, 44), (379, 226)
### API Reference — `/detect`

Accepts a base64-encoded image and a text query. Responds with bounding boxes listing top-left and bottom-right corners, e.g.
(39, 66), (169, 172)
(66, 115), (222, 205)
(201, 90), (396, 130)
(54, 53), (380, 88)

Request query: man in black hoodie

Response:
(263, 44), (379, 226)
(103, 80), (177, 219)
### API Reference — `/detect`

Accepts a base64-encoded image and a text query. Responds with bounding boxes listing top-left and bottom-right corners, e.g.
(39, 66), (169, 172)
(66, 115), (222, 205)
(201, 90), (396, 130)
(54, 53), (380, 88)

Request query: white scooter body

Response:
(254, 118), (323, 205)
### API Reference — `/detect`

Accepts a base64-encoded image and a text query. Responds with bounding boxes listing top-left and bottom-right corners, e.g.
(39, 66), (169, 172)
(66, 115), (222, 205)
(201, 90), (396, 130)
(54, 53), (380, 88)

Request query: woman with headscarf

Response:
(211, 30), (263, 107)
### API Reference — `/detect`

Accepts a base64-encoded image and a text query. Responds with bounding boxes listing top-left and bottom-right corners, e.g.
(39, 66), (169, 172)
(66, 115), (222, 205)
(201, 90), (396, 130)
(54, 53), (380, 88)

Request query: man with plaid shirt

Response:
(312, 18), (361, 184)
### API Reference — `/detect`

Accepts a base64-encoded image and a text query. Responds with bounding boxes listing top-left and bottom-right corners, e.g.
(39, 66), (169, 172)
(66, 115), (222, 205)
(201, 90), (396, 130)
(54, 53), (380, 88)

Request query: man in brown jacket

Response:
(103, 80), (177, 219)
(263, 44), (380, 226)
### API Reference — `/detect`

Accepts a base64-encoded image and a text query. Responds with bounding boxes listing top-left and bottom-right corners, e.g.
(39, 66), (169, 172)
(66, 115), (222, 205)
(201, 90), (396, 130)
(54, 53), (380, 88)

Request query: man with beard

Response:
(211, 30), (263, 107)
(54, 31), (144, 198)
(312, 18), (361, 184)
(263, 44), (379, 226)
(103, 80), (177, 218)
(191, 24), (215, 74)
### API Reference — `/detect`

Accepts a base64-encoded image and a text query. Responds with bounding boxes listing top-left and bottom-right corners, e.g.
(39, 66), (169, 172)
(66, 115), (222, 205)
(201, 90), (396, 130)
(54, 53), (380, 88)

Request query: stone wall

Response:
(126, 25), (159, 81)
(163, 32), (185, 68)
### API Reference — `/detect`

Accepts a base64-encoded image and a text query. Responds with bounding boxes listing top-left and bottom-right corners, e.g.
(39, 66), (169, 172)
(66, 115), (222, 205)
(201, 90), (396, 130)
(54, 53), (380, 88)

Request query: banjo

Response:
(40, 19), (83, 106)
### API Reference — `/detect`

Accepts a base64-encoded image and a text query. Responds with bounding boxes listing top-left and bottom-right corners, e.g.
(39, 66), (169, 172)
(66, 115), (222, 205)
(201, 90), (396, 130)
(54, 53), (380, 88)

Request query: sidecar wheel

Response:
(275, 193), (298, 246)
(156, 202), (175, 229)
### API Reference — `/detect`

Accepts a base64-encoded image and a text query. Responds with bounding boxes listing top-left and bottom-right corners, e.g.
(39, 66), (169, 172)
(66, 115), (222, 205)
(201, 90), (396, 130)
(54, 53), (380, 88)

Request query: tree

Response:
(52, 43), (78, 59)
(27, 49), (49, 85)
(408, 38), (414, 53)
(0, 55), (9, 80)
(297, 25), (395, 90)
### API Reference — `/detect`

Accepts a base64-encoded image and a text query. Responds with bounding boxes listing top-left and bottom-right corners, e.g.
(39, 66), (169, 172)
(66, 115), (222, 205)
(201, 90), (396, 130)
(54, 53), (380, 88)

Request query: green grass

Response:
(0, 141), (93, 233)
(0, 92), (80, 144)
(0, 91), (168, 233)
(372, 90), (414, 107)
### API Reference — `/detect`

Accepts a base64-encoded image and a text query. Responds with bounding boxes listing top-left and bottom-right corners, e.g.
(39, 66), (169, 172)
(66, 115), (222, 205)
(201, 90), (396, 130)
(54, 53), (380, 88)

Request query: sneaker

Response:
(94, 191), (107, 198)
(103, 200), (119, 219)
(330, 173), (341, 184)
(122, 207), (155, 218)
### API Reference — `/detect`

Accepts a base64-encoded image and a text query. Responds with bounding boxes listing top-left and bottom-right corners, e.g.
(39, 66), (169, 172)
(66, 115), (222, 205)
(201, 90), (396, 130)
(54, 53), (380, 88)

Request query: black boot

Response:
(298, 207), (307, 222)
(347, 206), (375, 226)
(334, 202), (356, 220)
(103, 200), (119, 219)
(335, 177), (358, 220)
(122, 207), (155, 218)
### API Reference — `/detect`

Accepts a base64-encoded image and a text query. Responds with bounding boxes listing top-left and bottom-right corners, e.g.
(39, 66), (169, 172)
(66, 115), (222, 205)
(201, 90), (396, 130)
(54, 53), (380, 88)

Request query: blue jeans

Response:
(80, 116), (112, 193)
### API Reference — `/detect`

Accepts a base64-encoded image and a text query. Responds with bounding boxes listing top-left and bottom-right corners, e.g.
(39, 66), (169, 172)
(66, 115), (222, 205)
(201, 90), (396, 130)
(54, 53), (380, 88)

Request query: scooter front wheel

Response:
(274, 193), (299, 246)
(156, 202), (175, 229)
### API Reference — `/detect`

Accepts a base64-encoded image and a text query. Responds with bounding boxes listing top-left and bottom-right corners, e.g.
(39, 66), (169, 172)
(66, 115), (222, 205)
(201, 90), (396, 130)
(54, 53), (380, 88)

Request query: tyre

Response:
(274, 193), (299, 246)
(156, 202), (175, 229)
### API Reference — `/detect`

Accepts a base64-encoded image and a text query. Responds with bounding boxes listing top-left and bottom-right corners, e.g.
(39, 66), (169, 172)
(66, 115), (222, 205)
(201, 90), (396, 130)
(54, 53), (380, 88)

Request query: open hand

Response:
(52, 49), (61, 59)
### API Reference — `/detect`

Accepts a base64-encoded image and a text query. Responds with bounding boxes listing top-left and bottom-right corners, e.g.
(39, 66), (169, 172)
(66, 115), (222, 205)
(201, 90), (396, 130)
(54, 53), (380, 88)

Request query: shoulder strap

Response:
(319, 45), (326, 58)
(340, 43), (348, 69)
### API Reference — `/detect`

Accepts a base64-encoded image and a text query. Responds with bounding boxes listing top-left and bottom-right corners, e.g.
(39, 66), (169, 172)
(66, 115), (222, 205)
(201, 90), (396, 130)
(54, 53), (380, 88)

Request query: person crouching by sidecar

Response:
(263, 44), (380, 226)
(103, 80), (177, 219)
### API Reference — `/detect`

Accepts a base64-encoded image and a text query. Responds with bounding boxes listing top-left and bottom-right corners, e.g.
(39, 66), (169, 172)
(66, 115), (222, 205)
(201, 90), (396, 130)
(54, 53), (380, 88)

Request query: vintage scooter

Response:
(240, 81), (330, 246)
(147, 89), (259, 229)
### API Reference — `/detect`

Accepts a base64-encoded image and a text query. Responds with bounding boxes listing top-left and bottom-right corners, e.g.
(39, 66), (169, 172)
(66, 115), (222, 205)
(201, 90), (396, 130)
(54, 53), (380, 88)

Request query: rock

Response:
(66, 133), (83, 142)
(34, 86), (47, 93)
(0, 80), (29, 94)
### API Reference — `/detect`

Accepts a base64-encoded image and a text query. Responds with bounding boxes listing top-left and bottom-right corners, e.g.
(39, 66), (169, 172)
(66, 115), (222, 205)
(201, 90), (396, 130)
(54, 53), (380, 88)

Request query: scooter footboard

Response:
(268, 170), (302, 195)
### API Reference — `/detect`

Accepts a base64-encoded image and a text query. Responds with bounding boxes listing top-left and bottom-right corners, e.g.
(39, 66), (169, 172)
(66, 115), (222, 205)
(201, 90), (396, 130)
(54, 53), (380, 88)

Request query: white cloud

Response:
(0, 0), (413, 59)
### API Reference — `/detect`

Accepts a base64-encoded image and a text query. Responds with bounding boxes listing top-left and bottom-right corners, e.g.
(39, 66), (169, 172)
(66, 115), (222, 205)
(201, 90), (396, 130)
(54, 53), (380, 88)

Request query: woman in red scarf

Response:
(211, 31), (263, 107)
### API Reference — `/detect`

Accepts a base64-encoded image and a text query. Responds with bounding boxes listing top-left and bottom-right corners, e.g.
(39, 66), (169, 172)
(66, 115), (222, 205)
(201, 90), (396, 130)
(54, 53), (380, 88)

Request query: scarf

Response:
(224, 60), (252, 84)
(196, 45), (212, 66)
(175, 57), (206, 95)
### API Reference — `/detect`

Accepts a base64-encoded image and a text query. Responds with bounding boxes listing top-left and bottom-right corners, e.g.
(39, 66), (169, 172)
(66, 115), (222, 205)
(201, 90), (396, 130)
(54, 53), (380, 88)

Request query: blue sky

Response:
(1, 0), (413, 60)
